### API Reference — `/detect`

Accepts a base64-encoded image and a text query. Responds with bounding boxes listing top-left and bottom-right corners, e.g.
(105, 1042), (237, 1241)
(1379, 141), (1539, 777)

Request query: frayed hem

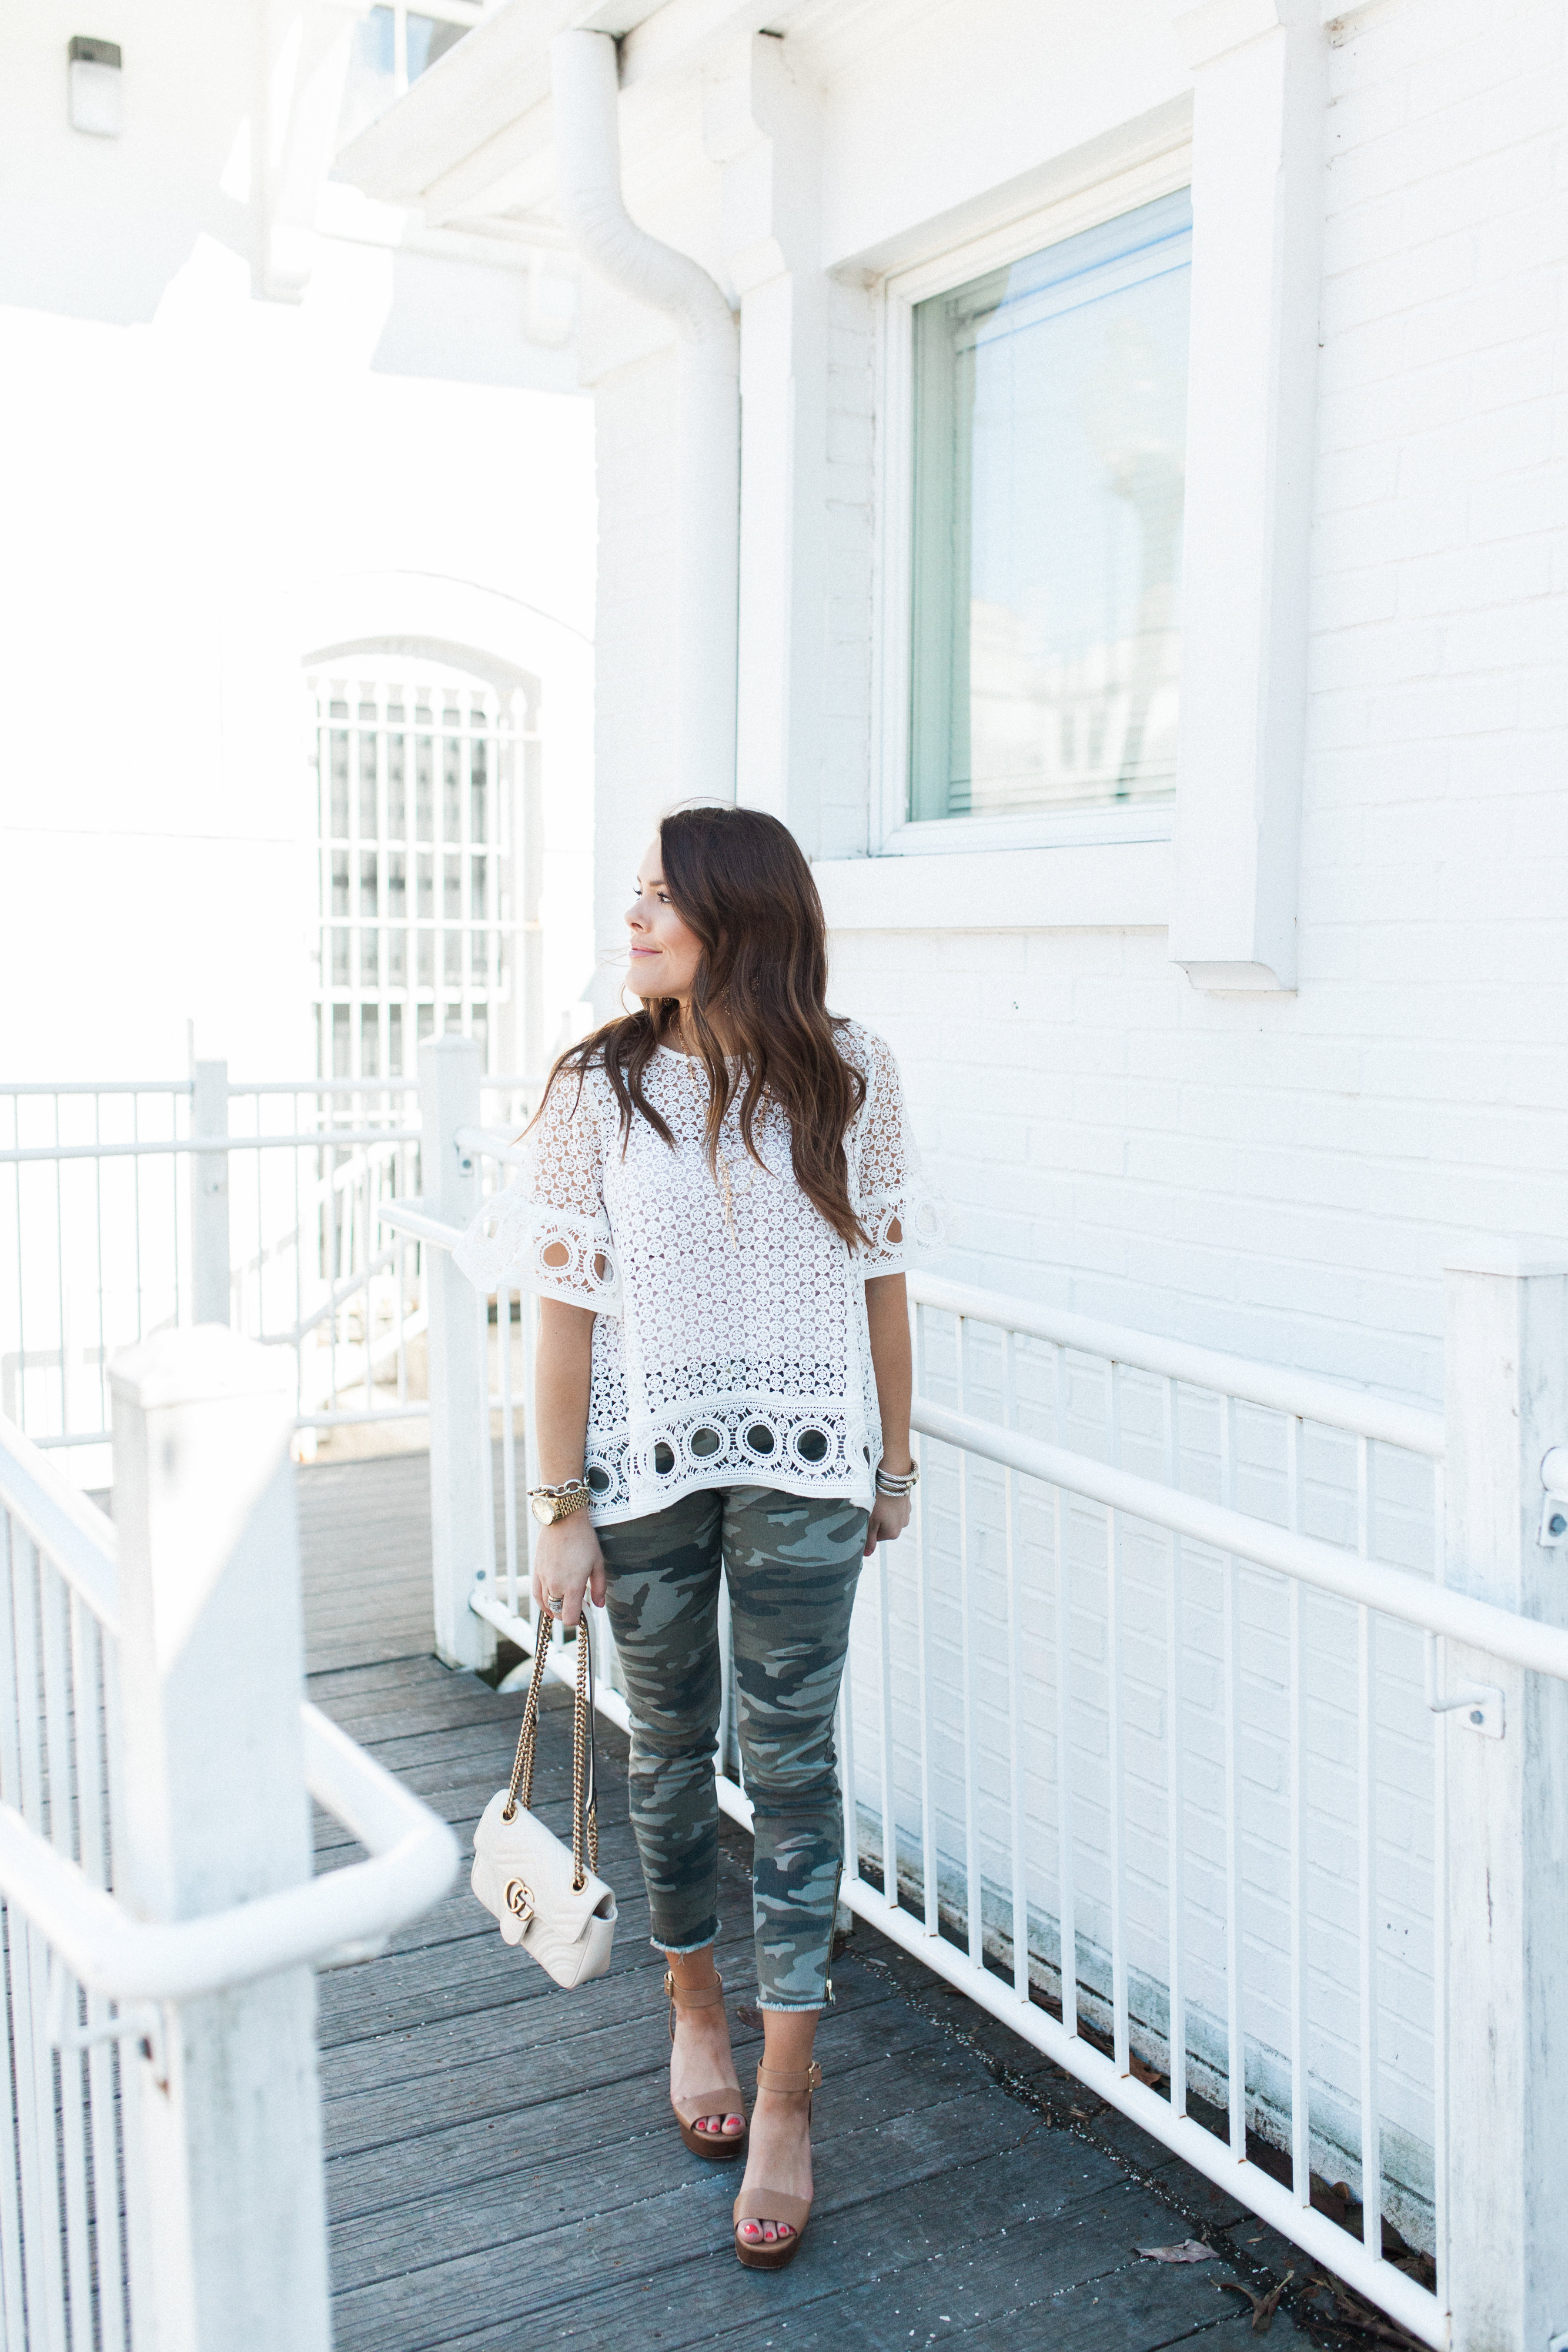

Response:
(755, 2000), (826, 2014)
(648, 1927), (720, 1957)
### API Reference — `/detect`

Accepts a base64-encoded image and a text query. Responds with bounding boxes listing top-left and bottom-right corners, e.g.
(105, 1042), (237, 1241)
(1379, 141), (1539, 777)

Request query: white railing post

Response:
(1442, 1246), (1568, 2352)
(108, 1325), (332, 2352)
(419, 1036), (496, 1672)
(190, 1060), (230, 1326)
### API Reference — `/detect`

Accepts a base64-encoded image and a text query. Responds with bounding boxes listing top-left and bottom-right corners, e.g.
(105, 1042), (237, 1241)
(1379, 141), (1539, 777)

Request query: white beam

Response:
(704, 31), (828, 841)
(109, 1328), (331, 2352)
(419, 1037), (496, 1672)
(1166, 0), (1325, 992)
(1442, 1247), (1568, 2351)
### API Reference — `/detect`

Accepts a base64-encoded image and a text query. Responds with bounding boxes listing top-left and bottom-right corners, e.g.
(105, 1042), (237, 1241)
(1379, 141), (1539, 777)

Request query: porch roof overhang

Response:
(334, 0), (789, 239)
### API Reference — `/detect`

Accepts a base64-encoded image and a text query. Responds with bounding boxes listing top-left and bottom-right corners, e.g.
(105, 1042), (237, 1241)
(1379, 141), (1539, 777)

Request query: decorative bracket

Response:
(1424, 1632), (1505, 1739)
(1538, 1444), (1568, 1547)
(47, 1957), (170, 2090)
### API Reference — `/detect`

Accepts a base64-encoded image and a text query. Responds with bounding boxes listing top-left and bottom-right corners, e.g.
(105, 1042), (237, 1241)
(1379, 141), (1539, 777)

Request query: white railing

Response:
(0, 1332), (457, 2350)
(0, 1064), (532, 1479)
(393, 1036), (1568, 2352)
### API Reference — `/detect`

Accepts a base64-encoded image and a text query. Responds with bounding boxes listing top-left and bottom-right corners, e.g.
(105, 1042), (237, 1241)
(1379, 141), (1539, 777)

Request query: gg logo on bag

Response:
(504, 1877), (535, 1923)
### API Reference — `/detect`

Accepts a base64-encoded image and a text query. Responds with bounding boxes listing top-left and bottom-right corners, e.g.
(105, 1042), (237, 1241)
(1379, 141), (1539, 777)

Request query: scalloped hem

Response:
(589, 1465), (875, 1530)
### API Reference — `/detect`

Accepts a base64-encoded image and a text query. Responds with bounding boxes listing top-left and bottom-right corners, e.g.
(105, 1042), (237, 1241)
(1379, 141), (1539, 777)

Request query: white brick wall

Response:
(818, 0), (1566, 2248)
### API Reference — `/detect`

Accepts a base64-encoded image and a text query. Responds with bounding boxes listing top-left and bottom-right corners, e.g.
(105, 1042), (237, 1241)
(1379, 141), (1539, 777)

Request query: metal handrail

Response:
(382, 1195), (1445, 1460)
(0, 1705), (457, 2002)
(0, 1415), (119, 1628)
(910, 1272), (1445, 1458)
(0, 1128), (421, 1165)
(915, 1397), (1568, 1682)
(379, 1198), (466, 1250)
(456, 1123), (530, 1166)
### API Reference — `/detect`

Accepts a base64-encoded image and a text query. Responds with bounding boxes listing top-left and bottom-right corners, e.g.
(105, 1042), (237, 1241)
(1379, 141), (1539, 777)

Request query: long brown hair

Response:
(543, 805), (869, 1247)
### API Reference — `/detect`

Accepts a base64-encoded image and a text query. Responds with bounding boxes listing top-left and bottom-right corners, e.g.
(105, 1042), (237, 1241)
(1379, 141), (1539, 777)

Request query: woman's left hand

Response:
(864, 1491), (911, 1555)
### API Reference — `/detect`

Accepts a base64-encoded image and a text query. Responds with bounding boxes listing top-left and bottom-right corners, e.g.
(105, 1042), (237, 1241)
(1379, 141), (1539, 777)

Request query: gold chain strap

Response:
(500, 1606), (599, 1892)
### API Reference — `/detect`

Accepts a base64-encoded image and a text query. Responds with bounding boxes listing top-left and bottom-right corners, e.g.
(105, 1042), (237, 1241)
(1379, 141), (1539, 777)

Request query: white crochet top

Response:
(453, 1021), (932, 1525)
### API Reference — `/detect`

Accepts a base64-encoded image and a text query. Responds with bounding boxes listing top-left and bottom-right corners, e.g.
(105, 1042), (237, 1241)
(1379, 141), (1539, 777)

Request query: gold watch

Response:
(529, 1478), (591, 1526)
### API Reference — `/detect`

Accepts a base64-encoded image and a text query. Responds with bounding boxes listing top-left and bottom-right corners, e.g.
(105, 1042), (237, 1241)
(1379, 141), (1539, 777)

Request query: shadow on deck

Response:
(299, 1451), (1314, 2352)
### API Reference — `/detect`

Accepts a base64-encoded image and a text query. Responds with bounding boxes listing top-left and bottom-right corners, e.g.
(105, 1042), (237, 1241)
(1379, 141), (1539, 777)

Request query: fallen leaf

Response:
(1325, 2286), (1422, 2346)
(734, 2004), (763, 2030)
(1218, 2272), (1293, 2334)
(1129, 2052), (1167, 2089)
(1138, 2241), (1216, 2264)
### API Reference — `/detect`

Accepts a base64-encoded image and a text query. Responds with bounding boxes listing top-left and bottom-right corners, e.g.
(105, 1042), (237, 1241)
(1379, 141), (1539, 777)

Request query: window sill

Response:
(812, 837), (1169, 933)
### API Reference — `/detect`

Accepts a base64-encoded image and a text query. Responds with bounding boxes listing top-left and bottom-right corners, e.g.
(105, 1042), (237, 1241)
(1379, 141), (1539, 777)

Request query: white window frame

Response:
(307, 656), (536, 1083)
(871, 144), (1195, 867)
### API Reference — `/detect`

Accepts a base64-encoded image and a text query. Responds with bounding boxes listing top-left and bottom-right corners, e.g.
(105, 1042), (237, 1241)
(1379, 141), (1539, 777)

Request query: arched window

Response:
(307, 652), (537, 1080)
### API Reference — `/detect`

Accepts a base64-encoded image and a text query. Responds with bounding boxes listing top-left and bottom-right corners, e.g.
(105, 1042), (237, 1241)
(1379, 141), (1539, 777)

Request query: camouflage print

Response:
(597, 1483), (867, 2012)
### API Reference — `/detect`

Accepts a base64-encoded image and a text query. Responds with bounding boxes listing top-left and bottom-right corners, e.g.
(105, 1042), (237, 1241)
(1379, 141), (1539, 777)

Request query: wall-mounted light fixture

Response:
(68, 36), (122, 137)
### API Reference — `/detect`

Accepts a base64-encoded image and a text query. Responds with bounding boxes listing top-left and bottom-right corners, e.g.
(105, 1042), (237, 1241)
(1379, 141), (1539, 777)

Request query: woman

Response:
(456, 804), (928, 2270)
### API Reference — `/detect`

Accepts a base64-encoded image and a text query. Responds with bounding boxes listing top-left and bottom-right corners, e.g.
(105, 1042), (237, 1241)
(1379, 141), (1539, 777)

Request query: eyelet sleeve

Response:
(847, 1027), (942, 1275)
(452, 1068), (623, 1314)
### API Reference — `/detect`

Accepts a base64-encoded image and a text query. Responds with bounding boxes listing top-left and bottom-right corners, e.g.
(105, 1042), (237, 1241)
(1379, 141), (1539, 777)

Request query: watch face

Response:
(530, 1496), (555, 1526)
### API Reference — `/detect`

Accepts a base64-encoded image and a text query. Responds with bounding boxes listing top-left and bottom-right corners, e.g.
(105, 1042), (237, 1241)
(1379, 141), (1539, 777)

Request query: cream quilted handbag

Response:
(472, 1606), (618, 1989)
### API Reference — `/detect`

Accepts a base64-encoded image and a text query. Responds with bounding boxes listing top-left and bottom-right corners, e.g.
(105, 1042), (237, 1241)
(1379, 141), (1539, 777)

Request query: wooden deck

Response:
(300, 1452), (1319, 2352)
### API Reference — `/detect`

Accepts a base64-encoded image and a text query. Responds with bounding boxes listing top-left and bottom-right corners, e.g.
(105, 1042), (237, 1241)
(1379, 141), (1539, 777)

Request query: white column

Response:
(190, 1060), (230, 1327)
(704, 33), (828, 848)
(1166, 0), (1326, 993)
(419, 1035), (496, 1672)
(108, 1327), (330, 2352)
(1442, 1246), (1568, 2351)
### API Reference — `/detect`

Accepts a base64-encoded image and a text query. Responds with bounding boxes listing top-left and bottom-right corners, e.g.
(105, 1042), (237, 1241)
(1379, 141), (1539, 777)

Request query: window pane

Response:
(357, 707), (378, 837)
(329, 724), (350, 837)
(470, 731), (488, 842)
(387, 727), (406, 836)
(407, 14), (467, 82)
(443, 721), (462, 841)
(336, 6), (394, 149)
(416, 727), (433, 841)
(910, 188), (1191, 823)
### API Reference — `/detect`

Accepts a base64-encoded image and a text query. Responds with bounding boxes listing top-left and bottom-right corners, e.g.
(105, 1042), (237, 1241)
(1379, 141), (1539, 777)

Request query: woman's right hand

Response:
(533, 1512), (606, 1629)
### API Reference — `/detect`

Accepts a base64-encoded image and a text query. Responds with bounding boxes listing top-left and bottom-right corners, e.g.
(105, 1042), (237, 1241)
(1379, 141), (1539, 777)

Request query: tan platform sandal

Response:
(732, 2058), (821, 2270)
(666, 1970), (747, 2161)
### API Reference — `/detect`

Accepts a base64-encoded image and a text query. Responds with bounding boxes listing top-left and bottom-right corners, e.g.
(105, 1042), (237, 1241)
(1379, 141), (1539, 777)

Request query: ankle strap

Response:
(664, 1970), (725, 2012)
(755, 2059), (822, 2096)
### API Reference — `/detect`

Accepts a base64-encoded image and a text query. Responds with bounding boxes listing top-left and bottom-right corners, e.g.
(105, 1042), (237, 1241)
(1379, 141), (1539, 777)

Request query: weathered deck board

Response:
(298, 1452), (1315, 2352)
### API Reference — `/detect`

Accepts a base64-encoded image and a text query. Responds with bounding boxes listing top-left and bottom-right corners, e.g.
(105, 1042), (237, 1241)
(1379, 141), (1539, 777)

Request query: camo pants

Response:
(597, 1483), (867, 2011)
